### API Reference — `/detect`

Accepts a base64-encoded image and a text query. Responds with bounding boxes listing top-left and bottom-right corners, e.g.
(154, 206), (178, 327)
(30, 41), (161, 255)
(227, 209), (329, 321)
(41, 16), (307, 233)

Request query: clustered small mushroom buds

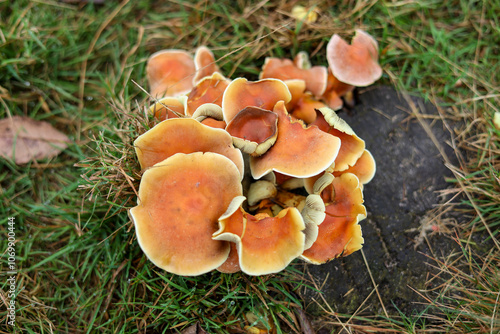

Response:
(129, 30), (380, 276)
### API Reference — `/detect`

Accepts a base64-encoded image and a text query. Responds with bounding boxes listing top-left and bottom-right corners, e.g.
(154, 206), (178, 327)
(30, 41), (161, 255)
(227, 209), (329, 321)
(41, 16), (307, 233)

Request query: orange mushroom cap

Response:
(250, 101), (341, 179)
(290, 93), (327, 124)
(326, 29), (382, 87)
(134, 118), (244, 178)
(222, 78), (291, 123)
(334, 149), (376, 184)
(146, 49), (196, 98)
(149, 96), (187, 121)
(284, 79), (307, 111)
(193, 46), (221, 84)
(186, 72), (230, 116)
(225, 106), (278, 156)
(260, 57), (328, 97)
(320, 69), (354, 110)
(213, 196), (305, 276)
(130, 152), (243, 276)
(301, 173), (366, 264)
(312, 107), (365, 172)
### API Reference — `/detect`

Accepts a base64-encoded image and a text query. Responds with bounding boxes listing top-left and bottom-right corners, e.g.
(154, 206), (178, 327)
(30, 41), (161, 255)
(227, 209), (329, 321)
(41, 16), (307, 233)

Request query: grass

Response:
(0, 0), (499, 333)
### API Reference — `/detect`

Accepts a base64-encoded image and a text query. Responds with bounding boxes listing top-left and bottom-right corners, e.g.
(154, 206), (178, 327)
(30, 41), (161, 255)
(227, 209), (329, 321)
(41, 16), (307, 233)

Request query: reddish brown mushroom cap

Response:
(326, 30), (382, 87)
(222, 78), (291, 123)
(260, 57), (328, 97)
(146, 50), (196, 97)
(250, 101), (341, 179)
(193, 46), (221, 84)
(134, 118), (244, 177)
(149, 96), (187, 121)
(213, 196), (305, 276)
(301, 173), (366, 264)
(186, 72), (230, 116)
(130, 152), (243, 276)
(225, 106), (278, 156)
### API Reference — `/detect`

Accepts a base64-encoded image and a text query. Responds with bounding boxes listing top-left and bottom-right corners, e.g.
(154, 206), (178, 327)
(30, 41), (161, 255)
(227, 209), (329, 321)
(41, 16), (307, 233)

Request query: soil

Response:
(299, 86), (460, 316)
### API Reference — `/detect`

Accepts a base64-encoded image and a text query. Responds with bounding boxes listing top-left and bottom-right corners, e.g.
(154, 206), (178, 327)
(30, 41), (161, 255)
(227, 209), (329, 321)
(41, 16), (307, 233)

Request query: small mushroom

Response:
(290, 93), (327, 124)
(130, 152), (243, 276)
(222, 78), (291, 123)
(326, 29), (382, 87)
(149, 96), (187, 121)
(134, 118), (244, 178)
(193, 46), (221, 84)
(146, 49), (196, 98)
(321, 69), (354, 110)
(186, 72), (230, 116)
(260, 57), (328, 97)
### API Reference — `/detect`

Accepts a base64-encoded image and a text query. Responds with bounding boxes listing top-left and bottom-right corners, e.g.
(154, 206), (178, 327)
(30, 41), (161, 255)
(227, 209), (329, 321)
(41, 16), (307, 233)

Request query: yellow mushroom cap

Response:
(130, 152), (243, 276)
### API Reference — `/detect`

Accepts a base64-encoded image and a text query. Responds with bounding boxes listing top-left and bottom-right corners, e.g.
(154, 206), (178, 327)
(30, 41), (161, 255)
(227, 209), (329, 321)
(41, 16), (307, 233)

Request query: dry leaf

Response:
(0, 116), (70, 164)
(180, 322), (208, 334)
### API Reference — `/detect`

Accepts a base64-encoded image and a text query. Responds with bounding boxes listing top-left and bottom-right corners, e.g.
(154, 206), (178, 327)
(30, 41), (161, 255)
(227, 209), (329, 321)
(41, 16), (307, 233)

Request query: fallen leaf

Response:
(0, 116), (70, 164)
(180, 322), (208, 334)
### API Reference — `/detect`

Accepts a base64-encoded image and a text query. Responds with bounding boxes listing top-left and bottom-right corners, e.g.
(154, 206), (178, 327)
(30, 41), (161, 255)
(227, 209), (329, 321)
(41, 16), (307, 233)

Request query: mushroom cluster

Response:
(130, 30), (380, 276)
